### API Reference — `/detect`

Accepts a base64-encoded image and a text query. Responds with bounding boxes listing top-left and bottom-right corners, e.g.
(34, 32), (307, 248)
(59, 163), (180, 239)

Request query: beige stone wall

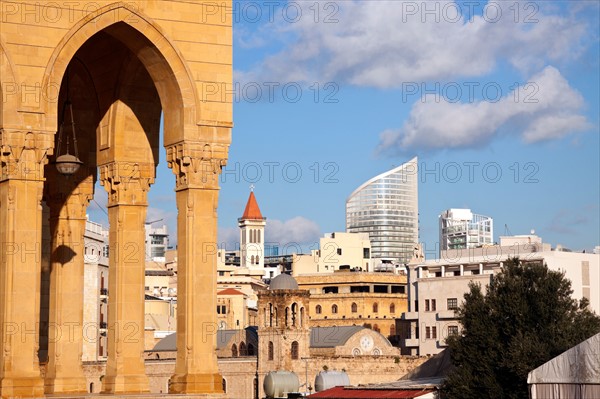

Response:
(77, 355), (426, 397)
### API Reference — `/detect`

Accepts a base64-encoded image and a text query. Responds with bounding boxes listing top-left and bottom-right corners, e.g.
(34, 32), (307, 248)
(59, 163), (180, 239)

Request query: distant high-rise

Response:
(346, 157), (418, 264)
(439, 208), (493, 253)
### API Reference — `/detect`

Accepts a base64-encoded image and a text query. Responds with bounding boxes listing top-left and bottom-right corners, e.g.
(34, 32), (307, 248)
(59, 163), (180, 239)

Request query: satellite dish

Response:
(530, 229), (535, 235)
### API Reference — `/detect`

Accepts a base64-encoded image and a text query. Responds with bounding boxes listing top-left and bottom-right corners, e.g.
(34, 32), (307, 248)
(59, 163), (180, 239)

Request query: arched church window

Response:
(268, 341), (274, 360)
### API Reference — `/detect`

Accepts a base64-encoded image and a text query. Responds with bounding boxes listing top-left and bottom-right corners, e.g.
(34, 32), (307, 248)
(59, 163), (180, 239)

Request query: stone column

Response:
(0, 129), (53, 398)
(43, 172), (93, 394)
(99, 162), (154, 394)
(166, 142), (227, 394)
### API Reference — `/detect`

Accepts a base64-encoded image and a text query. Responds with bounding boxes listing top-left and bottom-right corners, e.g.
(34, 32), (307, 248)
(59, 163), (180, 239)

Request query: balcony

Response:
(437, 310), (457, 320)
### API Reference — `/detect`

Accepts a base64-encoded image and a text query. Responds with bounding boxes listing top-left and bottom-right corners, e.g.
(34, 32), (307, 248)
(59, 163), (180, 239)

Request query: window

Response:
(425, 300), (430, 312)
(268, 341), (274, 361)
(231, 344), (238, 357)
(373, 303), (378, 313)
(447, 298), (458, 310)
(432, 326), (437, 339)
(222, 378), (227, 393)
(390, 303), (396, 314)
(363, 248), (370, 258)
(247, 343), (255, 356)
(351, 303), (358, 313)
(217, 305), (226, 314)
(291, 341), (299, 360)
(448, 325), (459, 337)
(425, 327), (431, 339)
(332, 304), (338, 314)
(431, 299), (436, 311)
(337, 248), (342, 255)
(315, 305), (322, 314)
(239, 342), (246, 356)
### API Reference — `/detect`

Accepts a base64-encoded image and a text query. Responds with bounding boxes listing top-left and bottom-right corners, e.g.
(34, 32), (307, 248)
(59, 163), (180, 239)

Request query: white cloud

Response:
(376, 66), (591, 152)
(238, 1), (590, 87)
(219, 216), (321, 250)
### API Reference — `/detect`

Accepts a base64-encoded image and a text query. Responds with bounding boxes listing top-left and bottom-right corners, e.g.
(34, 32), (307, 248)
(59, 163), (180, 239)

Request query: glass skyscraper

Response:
(346, 157), (419, 264)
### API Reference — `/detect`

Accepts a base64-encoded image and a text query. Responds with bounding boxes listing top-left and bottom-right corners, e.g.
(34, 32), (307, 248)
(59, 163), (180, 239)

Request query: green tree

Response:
(442, 258), (600, 399)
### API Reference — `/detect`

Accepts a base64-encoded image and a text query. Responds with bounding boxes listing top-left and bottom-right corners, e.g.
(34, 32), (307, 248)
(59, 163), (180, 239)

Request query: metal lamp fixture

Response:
(55, 68), (83, 176)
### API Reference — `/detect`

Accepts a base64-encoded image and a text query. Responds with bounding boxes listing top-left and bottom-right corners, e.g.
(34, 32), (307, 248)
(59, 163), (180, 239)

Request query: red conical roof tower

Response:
(241, 191), (264, 220)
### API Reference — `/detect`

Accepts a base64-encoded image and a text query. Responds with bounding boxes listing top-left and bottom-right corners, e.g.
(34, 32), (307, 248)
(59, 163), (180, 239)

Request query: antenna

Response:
(504, 224), (512, 236)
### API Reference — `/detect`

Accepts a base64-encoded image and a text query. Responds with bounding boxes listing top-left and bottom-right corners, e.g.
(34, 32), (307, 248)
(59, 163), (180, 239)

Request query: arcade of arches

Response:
(0, 1), (232, 397)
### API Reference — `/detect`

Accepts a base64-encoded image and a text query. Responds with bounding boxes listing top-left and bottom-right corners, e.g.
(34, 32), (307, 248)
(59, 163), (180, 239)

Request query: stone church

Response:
(144, 273), (425, 398)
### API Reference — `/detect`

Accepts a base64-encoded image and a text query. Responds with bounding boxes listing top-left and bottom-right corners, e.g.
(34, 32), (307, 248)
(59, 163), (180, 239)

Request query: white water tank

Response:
(314, 370), (350, 392)
(263, 371), (300, 398)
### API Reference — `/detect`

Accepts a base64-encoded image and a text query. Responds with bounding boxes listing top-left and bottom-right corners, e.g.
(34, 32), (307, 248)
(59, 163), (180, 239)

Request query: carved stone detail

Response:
(0, 129), (54, 181)
(166, 142), (228, 190)
(99, 162), (155, 206)
(45, 173), (94, 220)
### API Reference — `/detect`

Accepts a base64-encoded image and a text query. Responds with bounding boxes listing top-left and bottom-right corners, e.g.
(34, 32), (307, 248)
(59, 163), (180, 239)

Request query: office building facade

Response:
(346, 157), (418, 264)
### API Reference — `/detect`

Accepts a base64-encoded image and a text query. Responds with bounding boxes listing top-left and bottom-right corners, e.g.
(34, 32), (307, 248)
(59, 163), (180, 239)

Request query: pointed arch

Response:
(0, 38), (21, 127)
(40, 3), (199, 144)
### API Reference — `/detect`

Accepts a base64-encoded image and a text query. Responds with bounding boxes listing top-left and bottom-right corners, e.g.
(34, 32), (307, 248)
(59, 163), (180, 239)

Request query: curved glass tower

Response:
(346, 157), (418, 264)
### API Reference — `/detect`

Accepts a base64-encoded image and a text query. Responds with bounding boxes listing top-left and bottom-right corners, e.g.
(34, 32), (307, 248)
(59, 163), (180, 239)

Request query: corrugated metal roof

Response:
(310, 326), (365, 348)
(309, 386), (434, 398)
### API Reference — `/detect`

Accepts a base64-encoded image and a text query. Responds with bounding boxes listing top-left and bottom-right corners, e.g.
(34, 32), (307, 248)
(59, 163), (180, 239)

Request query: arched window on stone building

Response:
(285, 307), (289, 326)
(251, 255), (255, 265)
(239, 341), (246, 356)
(291, 341), (299, 360)
(351, 303), (358, 313)
(300, 307), (305, 327)
(373, 302), (379, 313)
(231, 343), (238, 357)
(291, 303), (298, 326)
(390, 303), (396, 314)
(332, 304), (338, 314)
(247, 343), (255, 356)
(268, 341), (274, 360)
(315, 305), (322, 314)
(222, 378), (227, 393)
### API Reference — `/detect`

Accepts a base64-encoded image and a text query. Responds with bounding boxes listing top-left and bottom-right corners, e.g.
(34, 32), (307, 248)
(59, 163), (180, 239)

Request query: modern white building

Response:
(346, 157), (419, 264)
(439, 208), (493, 254)
(82, 217), (109, 361)
(398, 235), (600, 356)
(291, 232), (373, 275)
(145, 223), (169, 262)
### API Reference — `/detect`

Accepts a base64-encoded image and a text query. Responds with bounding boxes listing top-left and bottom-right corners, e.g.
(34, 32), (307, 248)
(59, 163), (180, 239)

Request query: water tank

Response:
(314, 371), (350, 392)
(263, 371), (300, 398)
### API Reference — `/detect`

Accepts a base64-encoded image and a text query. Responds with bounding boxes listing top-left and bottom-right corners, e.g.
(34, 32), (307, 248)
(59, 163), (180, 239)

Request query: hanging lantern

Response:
(55, 70), (83, 176)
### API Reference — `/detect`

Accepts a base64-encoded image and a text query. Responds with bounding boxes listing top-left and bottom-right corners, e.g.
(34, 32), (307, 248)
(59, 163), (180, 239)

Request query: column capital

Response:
(99, 162), (155, 207)
(45, 172), (94, 220)
(0, 128), (54, 182)
(166, 142), (228, 190)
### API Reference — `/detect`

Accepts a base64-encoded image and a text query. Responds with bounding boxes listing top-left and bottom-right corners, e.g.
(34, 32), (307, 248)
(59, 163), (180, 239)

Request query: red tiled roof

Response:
(309, 387), (434, 399)
(217, 288), (245, 296)
(241, 191), (263, 220)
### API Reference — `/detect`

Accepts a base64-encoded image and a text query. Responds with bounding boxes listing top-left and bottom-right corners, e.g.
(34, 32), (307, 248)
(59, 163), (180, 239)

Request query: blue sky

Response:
(90, 1), (600, 255)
